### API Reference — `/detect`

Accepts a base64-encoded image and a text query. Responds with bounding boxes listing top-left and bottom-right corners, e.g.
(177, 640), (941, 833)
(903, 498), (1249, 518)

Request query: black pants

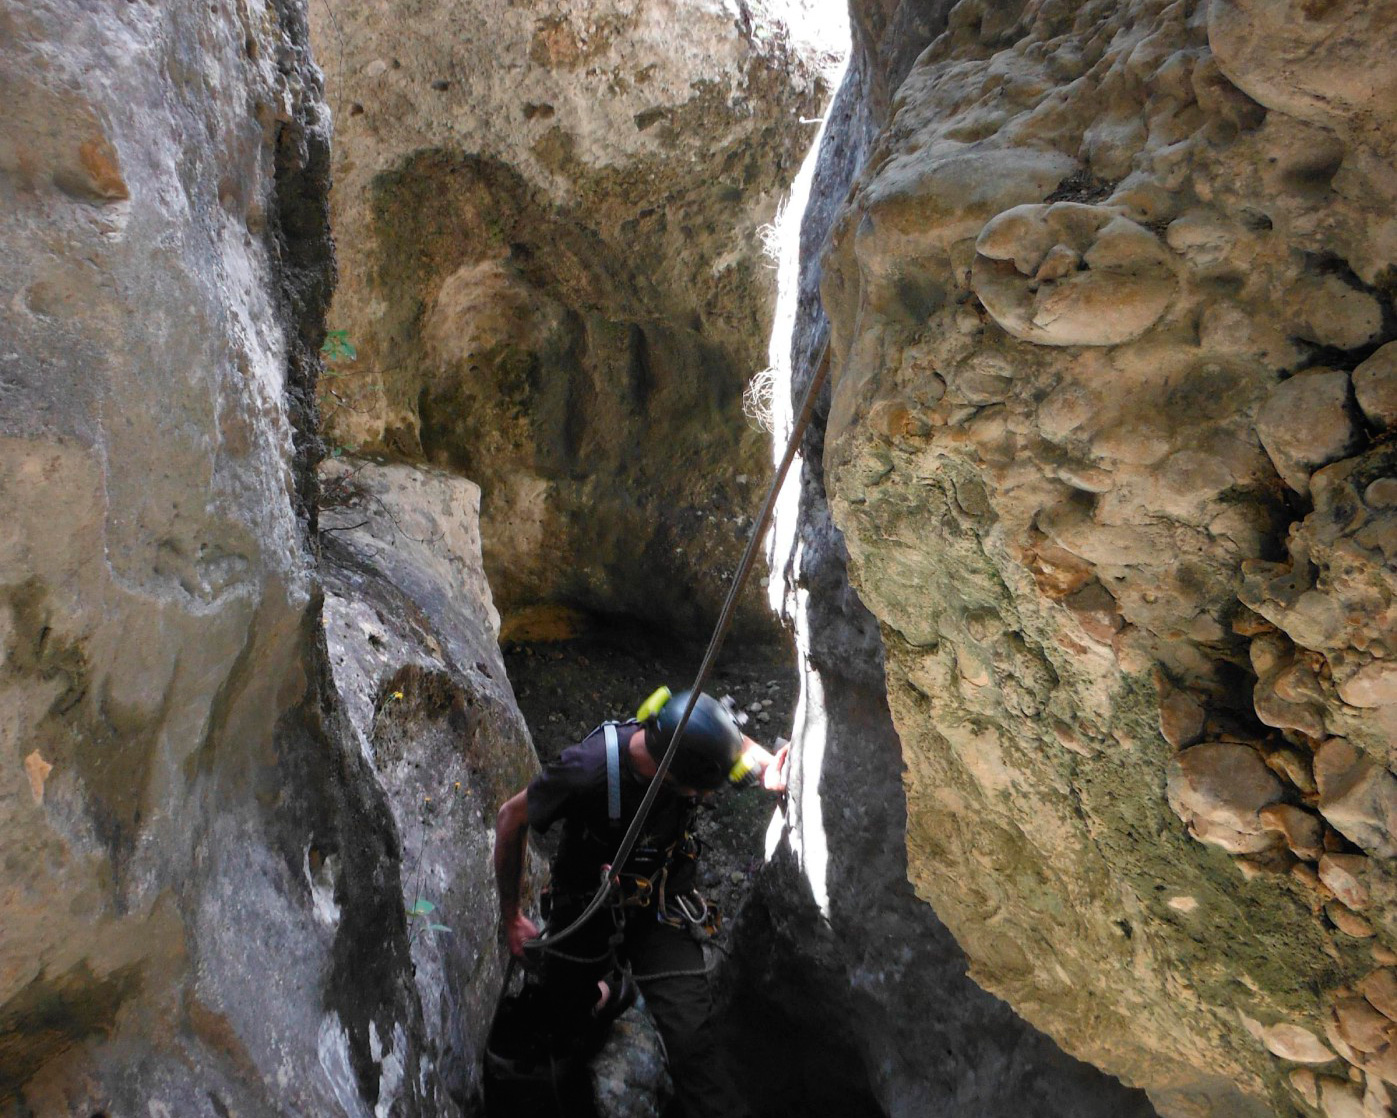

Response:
(540, 897), (750, 1118)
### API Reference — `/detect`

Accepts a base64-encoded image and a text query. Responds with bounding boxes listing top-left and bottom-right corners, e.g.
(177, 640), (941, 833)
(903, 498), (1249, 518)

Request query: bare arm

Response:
(494, 789), (539, 956)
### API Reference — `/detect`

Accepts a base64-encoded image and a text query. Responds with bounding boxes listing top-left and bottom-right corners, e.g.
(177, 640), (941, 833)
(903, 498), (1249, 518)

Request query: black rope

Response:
(526, 344), (830, 956)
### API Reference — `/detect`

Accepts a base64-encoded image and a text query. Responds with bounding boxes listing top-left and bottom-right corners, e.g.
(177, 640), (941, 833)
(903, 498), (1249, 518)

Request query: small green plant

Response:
(407, 897), (451, 942)
(321, 329), (358, 367)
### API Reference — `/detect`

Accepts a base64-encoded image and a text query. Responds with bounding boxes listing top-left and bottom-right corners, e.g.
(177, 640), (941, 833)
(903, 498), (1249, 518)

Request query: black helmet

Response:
(644, 690), (742, 791)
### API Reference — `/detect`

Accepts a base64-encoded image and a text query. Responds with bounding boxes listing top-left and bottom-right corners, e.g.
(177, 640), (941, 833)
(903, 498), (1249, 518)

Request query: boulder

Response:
(319, 459), (540, 1104)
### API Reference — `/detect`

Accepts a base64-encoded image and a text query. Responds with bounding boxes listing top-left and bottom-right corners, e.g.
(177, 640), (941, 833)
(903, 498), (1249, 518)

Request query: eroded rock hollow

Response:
(308, 0), (830, 644)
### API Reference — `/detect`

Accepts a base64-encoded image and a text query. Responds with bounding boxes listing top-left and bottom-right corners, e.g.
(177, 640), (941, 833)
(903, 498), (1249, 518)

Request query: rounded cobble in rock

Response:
(1315, 739), (1397, 858)
(1321, 1077), (1368, 1118)
(1354, 343), (1397, 430)
(1329, 903), (1377, 939)
(1319, 853), (1372, 911)
(1262, 804), (1326, 862)
(1338, 661), (1397, 709)
(1335, 997), (1394, 1053)
(1359, 970), (1397, 1023)
(1260, 1022), (1338, 1064)
(1292, 1068), (1321, 1107)
(1255, 369), (1363, 496)
(1167, 742), (1285, 852)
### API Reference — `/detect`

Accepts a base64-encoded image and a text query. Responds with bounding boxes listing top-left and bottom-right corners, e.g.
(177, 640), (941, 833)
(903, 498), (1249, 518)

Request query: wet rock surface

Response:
(811, 0), (1397, 1111)
(307, 0), (831, 644)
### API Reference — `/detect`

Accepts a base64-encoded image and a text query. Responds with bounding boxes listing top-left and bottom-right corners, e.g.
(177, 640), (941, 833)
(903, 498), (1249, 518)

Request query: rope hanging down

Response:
(526, 343), (831, 956)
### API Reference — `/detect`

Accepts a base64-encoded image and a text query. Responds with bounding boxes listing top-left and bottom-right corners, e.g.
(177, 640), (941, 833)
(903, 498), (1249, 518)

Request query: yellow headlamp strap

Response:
(636, 686), (672, 723)
(728, 748), (760, 787)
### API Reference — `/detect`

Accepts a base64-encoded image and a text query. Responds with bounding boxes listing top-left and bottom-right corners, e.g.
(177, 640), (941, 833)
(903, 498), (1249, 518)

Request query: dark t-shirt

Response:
(527, 723), (694, 895)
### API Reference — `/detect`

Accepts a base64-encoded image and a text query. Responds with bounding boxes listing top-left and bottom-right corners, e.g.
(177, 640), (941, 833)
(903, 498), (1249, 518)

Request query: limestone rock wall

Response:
(307, 0), (829, 642)
(1, 4), (532, 1112)
(320, 460), (538, 1109)
(814, 0), (1397, 1113)
(719, 2), (1153, 1114)
(1, 0), (335, 1105)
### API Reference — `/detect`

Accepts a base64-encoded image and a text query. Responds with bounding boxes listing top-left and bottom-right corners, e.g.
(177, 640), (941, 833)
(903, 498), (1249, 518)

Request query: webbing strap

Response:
(604, 724), (622, 824)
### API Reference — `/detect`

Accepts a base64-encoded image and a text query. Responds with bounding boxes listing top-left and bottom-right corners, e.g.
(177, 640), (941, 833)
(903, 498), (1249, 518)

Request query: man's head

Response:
(642, 690), (743, 792)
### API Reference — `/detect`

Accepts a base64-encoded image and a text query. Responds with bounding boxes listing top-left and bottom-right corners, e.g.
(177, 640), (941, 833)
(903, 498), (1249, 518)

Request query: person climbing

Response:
(493, 687), (789, 1118)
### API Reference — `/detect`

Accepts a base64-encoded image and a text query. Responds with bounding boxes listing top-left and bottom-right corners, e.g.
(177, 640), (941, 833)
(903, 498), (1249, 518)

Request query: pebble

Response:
(1260, 1022), (1338, 1064)
(1330, 903), (1377, 939)
(1319, 853), (1371, 910)
(1336, 997), (1394, 1053)
(1359, 970), (1397, 1022)
(756, 711), (770, 723)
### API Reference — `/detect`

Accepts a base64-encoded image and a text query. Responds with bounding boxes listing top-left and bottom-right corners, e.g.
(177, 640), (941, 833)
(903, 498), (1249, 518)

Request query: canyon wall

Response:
(813, 0), (1397, 1113)
(1, 4), (533, 1112)
(722, 2), (1155, 1114)
(308, 0), (831, 643)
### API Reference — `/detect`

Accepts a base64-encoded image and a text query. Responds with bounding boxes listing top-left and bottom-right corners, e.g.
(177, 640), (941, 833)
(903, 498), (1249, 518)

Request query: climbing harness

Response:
(522, 344), (830, 960)
(605, 723), (623, 822)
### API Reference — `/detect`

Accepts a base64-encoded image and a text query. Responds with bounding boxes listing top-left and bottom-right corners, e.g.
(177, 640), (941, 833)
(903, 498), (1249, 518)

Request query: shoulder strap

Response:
(604, 723), (622, 824)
